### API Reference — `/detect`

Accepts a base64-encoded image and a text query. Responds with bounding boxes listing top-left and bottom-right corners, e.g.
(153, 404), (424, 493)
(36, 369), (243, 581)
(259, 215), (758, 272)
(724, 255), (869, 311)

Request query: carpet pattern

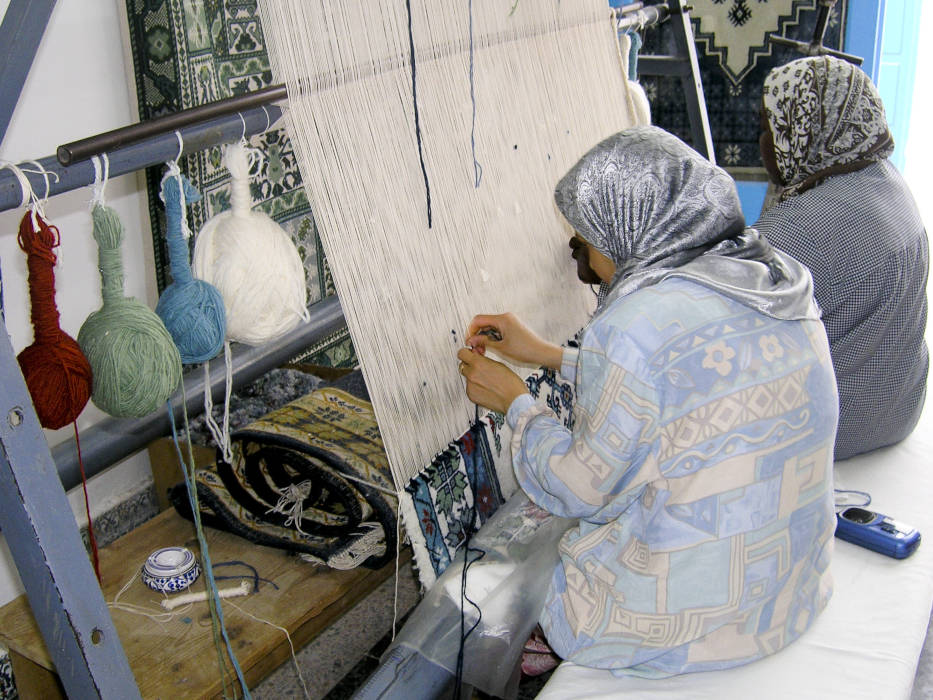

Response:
(638, 0), (847, 175)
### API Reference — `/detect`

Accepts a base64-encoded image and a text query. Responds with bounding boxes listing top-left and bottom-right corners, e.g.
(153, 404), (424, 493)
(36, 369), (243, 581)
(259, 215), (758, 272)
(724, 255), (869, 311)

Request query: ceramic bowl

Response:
(141, 546), (201, 593)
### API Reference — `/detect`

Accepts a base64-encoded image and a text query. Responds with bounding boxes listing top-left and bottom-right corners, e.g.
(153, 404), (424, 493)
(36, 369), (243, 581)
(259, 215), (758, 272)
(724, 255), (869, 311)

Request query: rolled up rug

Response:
(171, 373), (397, 570)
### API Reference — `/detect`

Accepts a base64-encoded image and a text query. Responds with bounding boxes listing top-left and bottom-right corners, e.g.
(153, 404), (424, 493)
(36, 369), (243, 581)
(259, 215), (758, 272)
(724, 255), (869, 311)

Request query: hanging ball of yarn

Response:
(77, 204), (182, 418)
(192, 141), (309, 346)
(155, 170), (226, 364)
(16, 212), (93, 429)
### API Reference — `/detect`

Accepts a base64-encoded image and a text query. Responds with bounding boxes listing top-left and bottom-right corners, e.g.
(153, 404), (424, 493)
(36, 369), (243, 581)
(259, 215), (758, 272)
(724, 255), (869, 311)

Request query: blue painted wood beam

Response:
(0, 327), (140, 698)
(0, 0), (57, 147)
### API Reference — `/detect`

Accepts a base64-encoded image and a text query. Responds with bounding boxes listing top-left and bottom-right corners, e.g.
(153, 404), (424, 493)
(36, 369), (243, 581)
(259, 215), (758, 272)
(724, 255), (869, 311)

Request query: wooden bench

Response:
(0, 505), (410, 698)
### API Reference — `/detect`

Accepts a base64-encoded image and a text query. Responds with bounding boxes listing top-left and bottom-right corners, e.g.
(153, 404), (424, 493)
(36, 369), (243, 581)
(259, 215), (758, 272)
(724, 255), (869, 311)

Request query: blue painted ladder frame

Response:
(0, 0), (142, 696)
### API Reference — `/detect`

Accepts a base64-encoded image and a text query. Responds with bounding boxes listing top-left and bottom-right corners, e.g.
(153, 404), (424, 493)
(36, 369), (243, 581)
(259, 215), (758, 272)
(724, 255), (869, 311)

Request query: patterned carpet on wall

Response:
(638, 0), (847, 177)
(122, 0), (356, 368)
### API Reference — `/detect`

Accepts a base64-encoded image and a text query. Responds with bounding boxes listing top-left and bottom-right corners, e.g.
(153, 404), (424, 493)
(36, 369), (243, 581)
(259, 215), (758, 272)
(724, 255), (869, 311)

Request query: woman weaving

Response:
(457, 126), (838, 677)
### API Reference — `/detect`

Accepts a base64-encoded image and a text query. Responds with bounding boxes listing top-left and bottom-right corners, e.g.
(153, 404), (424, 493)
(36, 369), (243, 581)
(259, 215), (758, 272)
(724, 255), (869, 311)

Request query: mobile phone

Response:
(835, 506), (921, 559)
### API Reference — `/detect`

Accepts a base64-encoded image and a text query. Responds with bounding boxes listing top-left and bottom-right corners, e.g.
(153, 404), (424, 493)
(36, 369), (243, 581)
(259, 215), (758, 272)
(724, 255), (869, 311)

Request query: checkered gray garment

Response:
(754, 160), (929, 460)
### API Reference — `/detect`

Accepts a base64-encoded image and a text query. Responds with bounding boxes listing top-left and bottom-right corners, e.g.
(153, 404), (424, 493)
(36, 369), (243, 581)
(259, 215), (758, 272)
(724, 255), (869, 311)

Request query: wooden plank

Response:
(146, 438), (215, 512)
(0, 507), (411, 699)
(8, 650), (65, 700)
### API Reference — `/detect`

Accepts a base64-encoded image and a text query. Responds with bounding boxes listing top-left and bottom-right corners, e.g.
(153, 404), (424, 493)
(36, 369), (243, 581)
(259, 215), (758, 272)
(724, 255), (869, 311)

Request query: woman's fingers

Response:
(456, 347), (529, 413)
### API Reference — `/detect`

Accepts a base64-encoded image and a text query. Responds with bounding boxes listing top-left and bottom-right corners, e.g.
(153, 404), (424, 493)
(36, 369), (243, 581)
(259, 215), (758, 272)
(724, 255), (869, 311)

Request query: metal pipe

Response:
(52, 295), (347, 491)
(0, 103), (283, 213)
(616, 4), (668, 32)
(769, 35), (863, 65)
(57, 84), (287, 165)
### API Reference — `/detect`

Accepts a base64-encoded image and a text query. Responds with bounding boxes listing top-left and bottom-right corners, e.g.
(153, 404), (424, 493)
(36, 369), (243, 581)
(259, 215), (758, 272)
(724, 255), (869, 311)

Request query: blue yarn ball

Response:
(156, 279), (226, 364)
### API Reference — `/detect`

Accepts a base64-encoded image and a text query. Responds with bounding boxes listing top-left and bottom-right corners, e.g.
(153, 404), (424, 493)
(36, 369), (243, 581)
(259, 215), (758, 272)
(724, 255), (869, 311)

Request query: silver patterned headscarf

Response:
(554, 126), (819, 321)
(763, 56), (894, 200)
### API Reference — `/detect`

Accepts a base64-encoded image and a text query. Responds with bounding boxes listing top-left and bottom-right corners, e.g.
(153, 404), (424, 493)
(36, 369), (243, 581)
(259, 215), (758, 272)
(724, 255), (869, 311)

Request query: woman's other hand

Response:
(457, 347), (530, 414)
(465, 312), (563, 370)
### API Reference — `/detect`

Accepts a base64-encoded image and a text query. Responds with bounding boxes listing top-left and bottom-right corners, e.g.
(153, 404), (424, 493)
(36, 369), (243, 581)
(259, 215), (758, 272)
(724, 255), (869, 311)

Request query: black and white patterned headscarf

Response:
(763, 56), (894, 200)
(555, 126), (819, 321)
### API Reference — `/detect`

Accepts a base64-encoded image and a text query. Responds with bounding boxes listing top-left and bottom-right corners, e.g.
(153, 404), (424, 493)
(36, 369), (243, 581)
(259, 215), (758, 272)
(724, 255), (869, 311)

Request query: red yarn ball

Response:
(17, 334), (92, 430)
(16, 211), (93, 429)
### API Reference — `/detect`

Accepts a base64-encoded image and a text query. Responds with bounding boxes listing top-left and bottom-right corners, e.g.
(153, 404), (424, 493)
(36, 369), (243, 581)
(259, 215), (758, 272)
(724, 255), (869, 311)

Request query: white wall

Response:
(0, 0), (157, 606)
(902, 2), (933, 233)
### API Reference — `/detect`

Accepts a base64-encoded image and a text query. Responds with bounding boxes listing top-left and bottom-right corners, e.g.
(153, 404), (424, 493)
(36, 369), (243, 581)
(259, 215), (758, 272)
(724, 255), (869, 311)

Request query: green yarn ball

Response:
(78, 204), (182, 418)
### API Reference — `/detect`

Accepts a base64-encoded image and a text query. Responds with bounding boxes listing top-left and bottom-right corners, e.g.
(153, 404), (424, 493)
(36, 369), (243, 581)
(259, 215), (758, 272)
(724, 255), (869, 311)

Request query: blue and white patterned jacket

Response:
(507, 277), (838, 677)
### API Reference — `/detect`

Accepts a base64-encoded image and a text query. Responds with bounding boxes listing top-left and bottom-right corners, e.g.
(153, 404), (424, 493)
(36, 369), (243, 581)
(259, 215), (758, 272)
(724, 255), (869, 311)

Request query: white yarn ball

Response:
(192, 141), (309, 346)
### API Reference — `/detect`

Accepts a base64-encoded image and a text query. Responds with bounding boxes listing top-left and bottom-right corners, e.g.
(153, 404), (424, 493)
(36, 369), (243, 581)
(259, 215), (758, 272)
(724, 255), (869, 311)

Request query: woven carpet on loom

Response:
(638, 0), (847, 177)
(120, 0), (356, 367)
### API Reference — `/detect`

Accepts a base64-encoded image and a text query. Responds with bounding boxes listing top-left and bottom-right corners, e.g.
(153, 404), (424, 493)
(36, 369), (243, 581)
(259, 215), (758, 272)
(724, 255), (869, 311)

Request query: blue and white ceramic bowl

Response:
(141, 546), (201, 593)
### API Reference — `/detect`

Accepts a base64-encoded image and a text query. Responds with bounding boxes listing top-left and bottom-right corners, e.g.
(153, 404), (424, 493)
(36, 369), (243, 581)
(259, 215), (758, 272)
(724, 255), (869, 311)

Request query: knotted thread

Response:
(191, 140), (309, 347)
(78, 204), (182, 418)
(16, 212), (93, 429)
(155, 167), (226, 364)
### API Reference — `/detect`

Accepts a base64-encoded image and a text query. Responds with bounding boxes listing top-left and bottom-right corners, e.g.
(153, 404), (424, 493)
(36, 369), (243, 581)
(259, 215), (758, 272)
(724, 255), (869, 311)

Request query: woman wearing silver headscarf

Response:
(754, 56), (929, 461)
(457, 126), (838, 677)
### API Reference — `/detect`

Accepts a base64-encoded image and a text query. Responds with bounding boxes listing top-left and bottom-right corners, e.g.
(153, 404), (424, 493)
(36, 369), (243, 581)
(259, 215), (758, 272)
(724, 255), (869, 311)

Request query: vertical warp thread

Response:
(453, 405), (486, 698)
(469, 0), (483, 188)
(257, 0), (631, 494)
(405, 0), (432, 227)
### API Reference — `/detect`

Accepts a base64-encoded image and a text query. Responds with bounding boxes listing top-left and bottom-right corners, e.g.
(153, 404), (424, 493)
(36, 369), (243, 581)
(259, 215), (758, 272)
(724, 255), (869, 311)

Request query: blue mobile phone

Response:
(835, 506), (921, 559)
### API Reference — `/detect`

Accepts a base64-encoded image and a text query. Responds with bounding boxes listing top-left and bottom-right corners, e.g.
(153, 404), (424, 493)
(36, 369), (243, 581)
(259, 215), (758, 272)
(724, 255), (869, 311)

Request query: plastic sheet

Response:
(385, 492), (576, 699)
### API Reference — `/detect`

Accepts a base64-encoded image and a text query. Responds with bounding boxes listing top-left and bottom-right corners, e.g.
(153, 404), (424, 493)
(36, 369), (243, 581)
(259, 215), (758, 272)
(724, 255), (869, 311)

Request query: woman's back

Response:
(755, 161), (929, 460)
(521, 277), (839, 676)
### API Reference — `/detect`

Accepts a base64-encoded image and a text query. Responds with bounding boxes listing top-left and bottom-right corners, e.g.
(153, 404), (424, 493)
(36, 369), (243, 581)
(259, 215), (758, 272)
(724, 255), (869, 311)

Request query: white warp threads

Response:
(258, 1), (635, 490)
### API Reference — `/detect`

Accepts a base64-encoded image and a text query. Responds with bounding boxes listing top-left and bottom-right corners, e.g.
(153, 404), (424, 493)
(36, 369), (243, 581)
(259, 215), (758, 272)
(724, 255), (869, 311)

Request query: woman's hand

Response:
(465, 312), (563, 370)
(457, 347), (530, 415)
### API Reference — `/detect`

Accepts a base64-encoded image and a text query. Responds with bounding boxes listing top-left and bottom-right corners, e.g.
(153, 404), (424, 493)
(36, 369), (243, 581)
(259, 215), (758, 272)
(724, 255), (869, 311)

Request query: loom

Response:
(256, 0), (641, 577)
(5, 2), (931, 699)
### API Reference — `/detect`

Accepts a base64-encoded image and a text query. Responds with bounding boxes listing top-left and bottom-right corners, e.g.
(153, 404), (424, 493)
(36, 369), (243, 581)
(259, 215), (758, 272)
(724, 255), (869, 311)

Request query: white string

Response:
(238, 112), (248, 144)
(266, 481), (313, 534)
(261, 105), (272, 133)
(174, 130), (184, 162)
(226, 599), (313, 700)
(203, 341), (234, 464)
(258, 0), (629, 495)
(21, 160), (58, 223)
(107, 570), (190, 625)
(0, 161), (34, 209)
(161, 150), (193, 239)
(90, 153), (110, 207)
